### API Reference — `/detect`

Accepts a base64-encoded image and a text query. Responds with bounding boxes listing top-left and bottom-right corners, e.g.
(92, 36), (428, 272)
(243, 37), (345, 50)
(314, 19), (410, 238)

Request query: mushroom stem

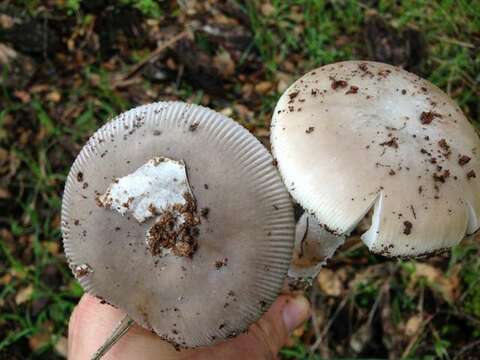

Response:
(287, 213), (345, 287)
(91, 315), (135, 360)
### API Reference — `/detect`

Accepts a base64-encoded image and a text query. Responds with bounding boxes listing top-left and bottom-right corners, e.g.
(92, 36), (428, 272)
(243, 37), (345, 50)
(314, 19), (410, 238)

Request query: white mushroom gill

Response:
(98, 157), (199, 257)
(98, 157), (192, 223)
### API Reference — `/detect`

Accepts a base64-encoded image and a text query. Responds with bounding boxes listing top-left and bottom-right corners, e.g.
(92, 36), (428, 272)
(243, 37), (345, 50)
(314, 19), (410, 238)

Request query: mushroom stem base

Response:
(91, 315), (134, 360)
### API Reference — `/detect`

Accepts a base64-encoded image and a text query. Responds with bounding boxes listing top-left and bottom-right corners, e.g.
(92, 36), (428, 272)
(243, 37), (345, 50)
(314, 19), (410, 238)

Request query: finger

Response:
(68, 293), (310, 360)
(68, 294), (193, 360)
(193, 294), (310, 360)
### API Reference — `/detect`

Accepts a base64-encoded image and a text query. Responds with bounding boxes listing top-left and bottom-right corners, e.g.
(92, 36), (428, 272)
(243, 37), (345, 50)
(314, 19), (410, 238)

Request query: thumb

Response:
(197, 295), (310, 359)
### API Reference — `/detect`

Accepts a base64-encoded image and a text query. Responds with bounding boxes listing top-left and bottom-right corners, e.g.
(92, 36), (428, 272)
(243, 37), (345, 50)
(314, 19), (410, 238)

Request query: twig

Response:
(310, 294), (350, 353)
(440, 310), (480, 326)
(367, 280), (389, 325)
(401, 314), (434, 359)
(124, 30), (189, 80)
(309, 288), (322, 340)
(454, 339), (480, 360)
(437, 36), (474, 48)
(91, 315), (135, 360)
(175, 64), (184, 89)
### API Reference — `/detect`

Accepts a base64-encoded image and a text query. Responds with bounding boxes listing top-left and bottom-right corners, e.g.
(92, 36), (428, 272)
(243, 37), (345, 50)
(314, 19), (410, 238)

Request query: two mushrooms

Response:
(62, 61), (480, 357)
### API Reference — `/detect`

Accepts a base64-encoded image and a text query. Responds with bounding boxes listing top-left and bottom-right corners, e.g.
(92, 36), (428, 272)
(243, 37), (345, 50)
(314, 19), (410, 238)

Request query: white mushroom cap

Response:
(271, 61), (480, 257)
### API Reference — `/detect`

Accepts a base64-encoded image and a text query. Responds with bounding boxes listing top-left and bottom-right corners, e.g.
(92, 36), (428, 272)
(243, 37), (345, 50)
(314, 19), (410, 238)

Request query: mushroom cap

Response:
(271, 61), (480, 257)
(62, 102), (294, 347)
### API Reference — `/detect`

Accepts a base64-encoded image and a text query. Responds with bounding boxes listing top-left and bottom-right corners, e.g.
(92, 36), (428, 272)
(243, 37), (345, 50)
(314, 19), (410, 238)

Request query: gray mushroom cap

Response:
(62, 102), (294, 347)
(271, 61), (480, 258)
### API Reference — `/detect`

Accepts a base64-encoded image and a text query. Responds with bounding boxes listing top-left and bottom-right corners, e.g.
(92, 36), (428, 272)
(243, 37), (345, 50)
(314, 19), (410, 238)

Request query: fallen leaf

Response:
(0, 43), (17, 64)
(29, 331), (51, 352)
(15, 285), (33, 305)
(213, 50), (235, 77)
(410, 263), (460, 302)
(317, 268), (343, 297)
(350, 323), (372, 354)
(54, 336), (68, 358)
(43, 241), (60, 255)
(261, 3), (275, 16)
(14, 90), (31, 103)
(46, 90), (62, 103)
(277, 79), (289, 93)
(0, 148), (8, 163)
(0, 187), (10, 199)
(51, 214), (61, 229)
(30, 84), (50, 93)
(233, 104), (253, 122)
(405, 314), (423, 337)
(0, 273), (12, 285)
(254, 128), (269, 138)
(0, 14), (15, 29)
(220, 107), (233, 117)
(241, 83), (254, 96)
(29, 321), (54, 352)
(255, 81), (272, 94)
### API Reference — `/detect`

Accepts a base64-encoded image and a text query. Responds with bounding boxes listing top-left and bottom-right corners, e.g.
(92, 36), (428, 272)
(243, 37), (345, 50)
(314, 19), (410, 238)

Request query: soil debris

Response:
(403, 221), (413, 235)
(145, 193), (201, 258)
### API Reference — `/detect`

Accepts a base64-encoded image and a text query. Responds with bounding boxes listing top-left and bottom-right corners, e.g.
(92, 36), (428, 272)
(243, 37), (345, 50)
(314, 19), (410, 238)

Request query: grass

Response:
(0, 0), (479, 358)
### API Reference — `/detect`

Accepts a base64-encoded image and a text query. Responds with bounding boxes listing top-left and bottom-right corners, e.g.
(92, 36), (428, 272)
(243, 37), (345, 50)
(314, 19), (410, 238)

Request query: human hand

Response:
(68, 293), (310, 359)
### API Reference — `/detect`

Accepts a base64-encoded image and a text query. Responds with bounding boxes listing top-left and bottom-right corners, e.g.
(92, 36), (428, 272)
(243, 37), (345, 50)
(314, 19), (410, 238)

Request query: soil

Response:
(363, 15), (426, 73)
(145, 193), (200, 258)
(459, 155), (471, 166)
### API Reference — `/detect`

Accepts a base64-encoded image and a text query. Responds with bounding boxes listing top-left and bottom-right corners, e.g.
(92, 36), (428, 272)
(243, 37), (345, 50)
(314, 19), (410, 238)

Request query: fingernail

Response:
(282, 296), (310, 332)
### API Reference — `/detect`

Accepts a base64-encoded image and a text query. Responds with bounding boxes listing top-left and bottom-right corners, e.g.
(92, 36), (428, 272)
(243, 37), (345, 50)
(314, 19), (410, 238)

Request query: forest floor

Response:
(0, 0), (479, 359)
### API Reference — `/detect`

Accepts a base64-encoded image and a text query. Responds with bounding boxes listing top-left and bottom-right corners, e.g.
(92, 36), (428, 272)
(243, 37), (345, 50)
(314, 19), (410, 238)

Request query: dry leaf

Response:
(317, 268), (343, 297)
(0, 43), (17, 64)
(277, 79), (289, 93)
(29, 321), (54, 351)
(14, 90), (31, 103)
(0, 273), (12, 285)
(350, 323), (372, 354)
(0, 147), (8, 163)
(15, 285), (33, 305)
(51, 214), (61, 229)
(411, 263), (460, 303)
(46, 90), (62, 103)
(261, 3), (275, 16)
(54, 336), (68, 358)
(254, 128), (269, 138)
(220, 107), (233, 117)
(213, 51), (235, 77)
(405, 314), (423, 337)
(30, 84), (50, 93)
(0, 14), (15, 29)
(0, 187), (10, 199)
(29, 331), (51, 352)
(241, 83), (254, 96)
(255, 81), (272, 94)
(43, 241), (60, 255)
